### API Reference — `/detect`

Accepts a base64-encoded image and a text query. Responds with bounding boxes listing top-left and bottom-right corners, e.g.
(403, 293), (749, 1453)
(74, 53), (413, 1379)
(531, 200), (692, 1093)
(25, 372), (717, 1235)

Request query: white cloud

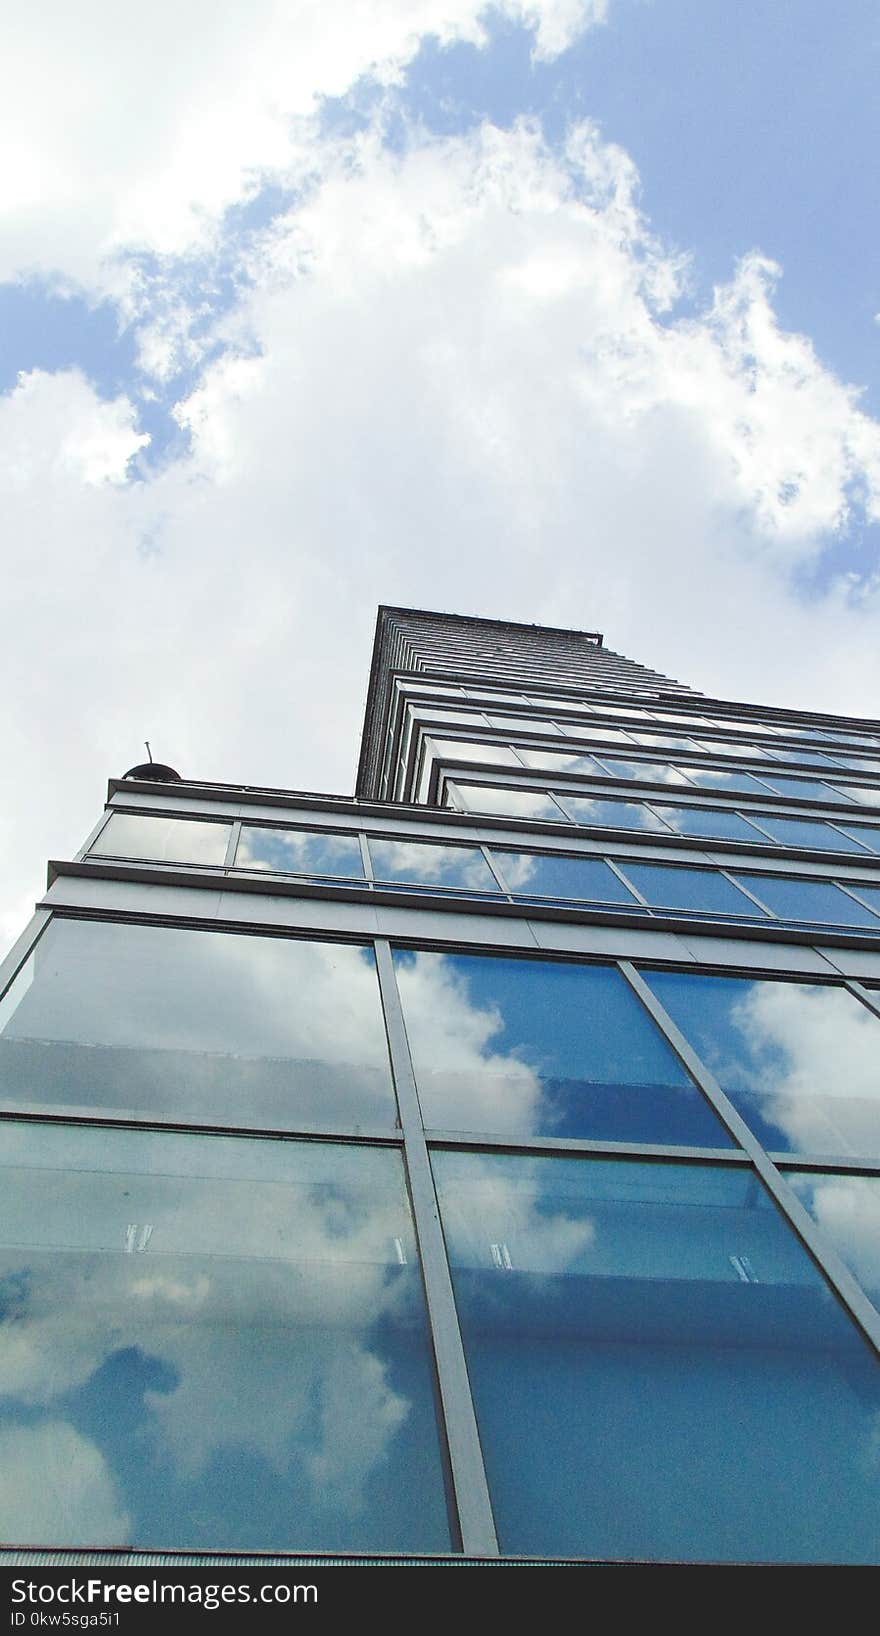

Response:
(2, 106), (880, 951)
(0, 1422), (129, 1545)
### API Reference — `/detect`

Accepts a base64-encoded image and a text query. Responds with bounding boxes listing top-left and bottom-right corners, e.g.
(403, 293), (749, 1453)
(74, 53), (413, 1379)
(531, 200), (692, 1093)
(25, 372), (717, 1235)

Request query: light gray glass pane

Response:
(767, 748), (844, 769)
(0, 1124), (448, 1551)
(651, 805), (765, 841)
(428, 738), (519, 766)
(832, 822), (880, 853)
(486, 715), (560, 735)
(411, 707), (486, 727)
(788, 1171), (880, 1308)
(644, 970), (880, 1159)
(599, 759), (693, 786)
(683, 768), (773, 796)
(829, 783), (880, 808)
(621, 863), (764, 917)
(629, 733), (701, 754)
(754, 816), (862, 850)
(92, 813), (231, 866)
(455, 784), (569, 822)
(237, 826), (364, 878)
(368, 838), (498, 891)
(836, 758), (880, 777)
(518, 747), (605, 775)
(395, 951), (732, 1146)
(763, 774), (843, 802)
(494, 850), (640, 903)
(0, 919), (395, 1130)
(735, 874), (880, 928)
(562, 795), (670, 832)
(434, 1151), (880, 1564)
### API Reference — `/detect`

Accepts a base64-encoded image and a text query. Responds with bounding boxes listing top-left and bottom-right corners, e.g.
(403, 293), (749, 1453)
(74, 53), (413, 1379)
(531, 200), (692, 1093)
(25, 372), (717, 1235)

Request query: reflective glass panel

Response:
(843, 882), (880, 916)
(236, 826), (364, 877)
(368, 838), (498, 892)
(734, 874), (880, 928)
(763, 775), (843, 802)
(394, 951), (732, 1145)
(493, 851), (640, 904)
(628, 733), (702, 754)
(453, 783), (568, 822)
(682, 768), (773, 796)
(644, 970), (880, 1158)
(433, 1151), (880, 1563)
(517, 747), (605, 776)
(0, 920), (395, 1129)
(829, 783), (880, 808)
(0, 1124), (448, 1551)
(92, 813), (231, 866)
(788, 1171), (880, 1308)
(767, 748), (844, 769)
(832, 822), (880, 853)
(651, 804), (767, 841)
(598, 759), (693, 786)
(427, 737), (520, 767)
(560, 795), (670, 832)
(486, 715), (560, 735)
(620, 863), (764, 917)
(746, 815), (854, 849)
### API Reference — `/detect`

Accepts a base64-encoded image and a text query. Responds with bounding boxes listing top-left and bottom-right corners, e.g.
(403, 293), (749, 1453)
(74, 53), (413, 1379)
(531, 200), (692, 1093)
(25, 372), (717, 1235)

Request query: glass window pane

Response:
(682, 768), (773, 796)
(599, 759), (693, 786)
(0, 1124), (449, 1551)
(621, 863), (765, 917)
(394, 951), (733, 1146)
(734, 874), (880, 928)
(832, 822), (880, 853)
(628, 733), (701, 754)
(763, 775), (842, 802)
(428, 738), (520, 766)
(493, 851), (640, 904)
(788, 1171), (880, 1309)
(829, 783), (880, 808)
(433, 1151), (880, 1564)
(0, 920), (396, 1130)
(844, 882), (880, 916)
(560, 795), (670, 832)
(747, 815), (855, 850)
(368, 838), (498, 891)
(651, 804), (766, 841)
(644, 970), (880, 1159)
(486, 715), (560, 735)
(454, 783), (568, 822)
(92, 813), (231, 866)
(518, 747), (605, 775)
(237, 826), (364, 877)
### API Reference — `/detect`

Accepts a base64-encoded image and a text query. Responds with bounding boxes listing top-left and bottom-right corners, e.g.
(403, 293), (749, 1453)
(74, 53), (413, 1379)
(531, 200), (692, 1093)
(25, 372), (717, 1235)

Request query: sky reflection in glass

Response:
(236, 826), (364, 877)
(644, 970), (880, 1159)
(0, 919), (395, 1130)
(394, 951), (732, 1145)
(788, 1171), (880, 1310)
(620, 863), (764, 917)
(368, 837), (498, 892)
(433, 1151), (880, 1563)
(492, 850), (639, 904)
(92, 813), (231, 866)
(734, 873), (880, 928)
(0, 1124), (449, 1551)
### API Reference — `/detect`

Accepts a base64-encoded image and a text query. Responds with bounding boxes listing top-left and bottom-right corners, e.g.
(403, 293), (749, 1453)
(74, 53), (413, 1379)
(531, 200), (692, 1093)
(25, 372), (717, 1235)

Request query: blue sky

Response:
(1, 0), (879, 941)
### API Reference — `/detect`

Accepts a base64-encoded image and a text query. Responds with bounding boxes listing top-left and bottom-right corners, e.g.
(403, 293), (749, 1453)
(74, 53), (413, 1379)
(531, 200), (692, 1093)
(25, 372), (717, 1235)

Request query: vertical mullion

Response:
(358, 833), (374, 882)
(373, 938), (499, 1556)
(224, 820), (242, 868)
(618, 960), (880, 1357)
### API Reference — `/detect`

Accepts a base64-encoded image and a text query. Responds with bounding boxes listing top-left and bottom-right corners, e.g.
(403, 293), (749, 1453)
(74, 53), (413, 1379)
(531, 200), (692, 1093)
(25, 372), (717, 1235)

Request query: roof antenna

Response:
(145, 740), (153, 764)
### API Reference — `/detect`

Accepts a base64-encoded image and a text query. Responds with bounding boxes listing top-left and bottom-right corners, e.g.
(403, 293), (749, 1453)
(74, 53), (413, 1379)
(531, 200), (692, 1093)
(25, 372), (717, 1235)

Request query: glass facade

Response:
(3, 604), (878, 1565)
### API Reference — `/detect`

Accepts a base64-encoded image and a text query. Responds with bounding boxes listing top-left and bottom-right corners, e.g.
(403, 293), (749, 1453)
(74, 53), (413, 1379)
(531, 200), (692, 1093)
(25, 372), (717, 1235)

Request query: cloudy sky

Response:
(2, 0), (879, 946)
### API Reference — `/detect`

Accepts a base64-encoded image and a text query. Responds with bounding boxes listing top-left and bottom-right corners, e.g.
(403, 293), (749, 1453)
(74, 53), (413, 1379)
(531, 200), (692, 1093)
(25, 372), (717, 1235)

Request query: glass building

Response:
(0, 604), (879, 1565)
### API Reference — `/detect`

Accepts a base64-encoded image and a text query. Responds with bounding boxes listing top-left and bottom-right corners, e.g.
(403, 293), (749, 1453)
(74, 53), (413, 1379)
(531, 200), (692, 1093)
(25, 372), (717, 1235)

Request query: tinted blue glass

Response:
(842, 882), (880, 916)
(0, 1124), (450, 1551)
(517, 747), (605, 775)
(749, 815), (855, 850)
(454, 784), (568, 822)
(560, 794), (669, 832)
(621, 864), (764, 916)
(493, 850), (640, 904)
(788, 1172), (880, 1309)
(682, 768), (773, 796)
(394, 951), (732, 1145)
(237, 826), (364, 877)
(763, 774), (844, 801)
(735, 874), (880, 928)
(598, 758), (692, 786)
(0, 919), (395, 1130)
(644, 970), (880, 1158)
(434, 1152), (880, 1564)
(770, 748), (845, 769)
(651, 804), (766, 841)
(368, 838), (498, 892)
(833, 822), (880, 853)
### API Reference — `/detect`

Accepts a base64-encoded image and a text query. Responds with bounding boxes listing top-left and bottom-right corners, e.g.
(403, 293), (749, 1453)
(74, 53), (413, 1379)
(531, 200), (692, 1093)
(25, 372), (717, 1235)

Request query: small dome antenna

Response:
(122, 740), (181, 783)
